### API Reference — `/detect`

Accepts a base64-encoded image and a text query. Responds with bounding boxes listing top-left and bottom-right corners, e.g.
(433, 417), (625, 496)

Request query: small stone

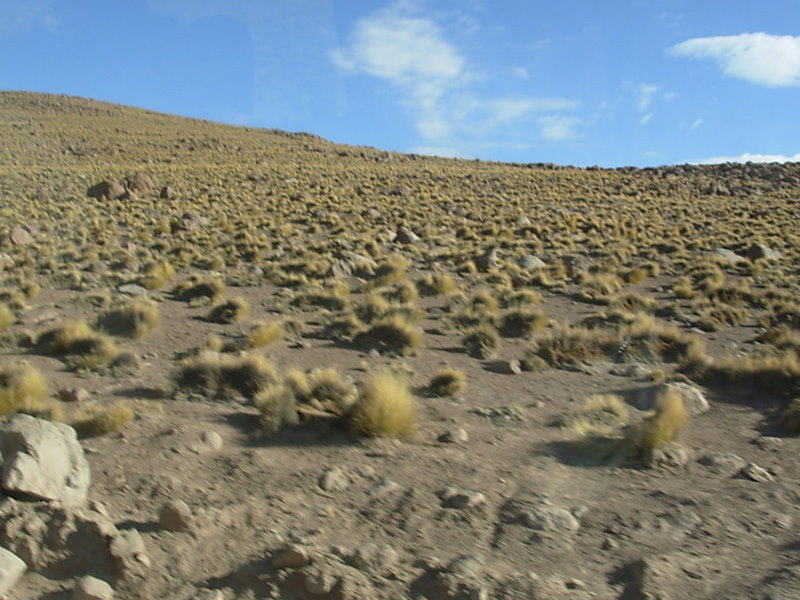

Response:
(698, 452), (745, 476)
(441, 487), (486, 509)
(740, 462), (775, 483)
(190, 430), (223, 453)
(318, 467), (350, 492)
(117, 283), (148, 296)
(159, 500), (193, 532)
(486, 359), (522, 375)
(59, 388), (90, 403)
(273, 544), (312, 569)
(645, 444), (691, 469)
(370, 480), (401, 498)
(753, 436), (783, 451)
(0, 547), (26, 597)
(523, 503), (580, 534)
(9, 225), (33, 246)
(109, 529), (150, 579)
(438, 428), (469, 444)
(72, 575), (114, 600)
(348, 542), (398, 574)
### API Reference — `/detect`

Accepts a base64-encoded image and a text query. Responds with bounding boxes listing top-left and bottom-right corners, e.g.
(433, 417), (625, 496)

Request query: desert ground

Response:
(0, 91), (798, 599)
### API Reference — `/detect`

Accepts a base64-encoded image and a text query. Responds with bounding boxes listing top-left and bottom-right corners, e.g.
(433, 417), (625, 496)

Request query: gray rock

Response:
(159, 500), (192, 532)
(0, 547), (26, 597)
(396, 225), (419, 244)
(348, 542), (398, 574)
(740, 462), (775, 482)
(645, 444), (691, 469)
(109, 529), (150, 579)
(630, 551), (724, 599)
(117, 283), (148, 296)
(746, 242), (781, 261)
(0, 414), (90, 507)
(707, 247), (745, 264)
(438, 428), (469, 444)
(441, 487), (486, 509)
(59, 388), (90, 403)
(474, 247), (500, 272)
(636, 382), (710, 416)
(9, 225), (33, 246)
(486, 359), (522, 375)
(73, 575), (114, 600)
(523, 503), (580, 534)
(87, 181), (126, 201)
(190, 430), (223, 453)
(318, 467), (350, 492)
(698, 452), (745, 476)
(272, 544), (313, 569)
(518, 254), (546, 270)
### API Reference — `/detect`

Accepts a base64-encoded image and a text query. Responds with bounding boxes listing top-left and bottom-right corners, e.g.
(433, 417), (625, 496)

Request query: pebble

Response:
(72, 575), (114, 600)
(438, 428), (469, 444)
(741, 463), (775, 483)
(441, 487), (486, 509)
(159, 500), (193, 532)
(319, 467), (350, 492)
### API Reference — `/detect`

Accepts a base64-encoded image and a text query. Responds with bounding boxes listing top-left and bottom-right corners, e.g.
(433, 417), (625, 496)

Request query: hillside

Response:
(0, 91), (798, 600)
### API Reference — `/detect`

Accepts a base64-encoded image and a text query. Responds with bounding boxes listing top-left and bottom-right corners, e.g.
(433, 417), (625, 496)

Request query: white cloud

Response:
(636, 83), (659, 111)
(670, 33), (800, 86)
(689, 118), (703, 130)
(410, 145), (467, 158)
(639, 113), (653, 125)
(331, 2), (580, 151)
(0, 0), (56, 38)
(539, 116), (581, 141)
(693, 152), (800, 164)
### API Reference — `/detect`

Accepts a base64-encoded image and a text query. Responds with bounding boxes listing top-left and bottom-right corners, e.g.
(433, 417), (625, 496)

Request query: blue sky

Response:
(2, 0), (799, 167)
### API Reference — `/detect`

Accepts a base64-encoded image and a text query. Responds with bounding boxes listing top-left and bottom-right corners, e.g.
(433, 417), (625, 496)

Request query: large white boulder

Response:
(0, 414), (90, 507)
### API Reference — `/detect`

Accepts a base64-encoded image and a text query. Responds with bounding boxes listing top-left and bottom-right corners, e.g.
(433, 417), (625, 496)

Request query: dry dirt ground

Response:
(0, 92), (798, 599)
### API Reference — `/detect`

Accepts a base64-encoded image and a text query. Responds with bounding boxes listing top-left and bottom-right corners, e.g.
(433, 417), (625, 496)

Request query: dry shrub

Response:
(498, 309), (546, 338)
(560, 394), (629, 438)
(695, 303), (748, 331)
(139, 260), (175, 290)
(0, 362), (53, 419)
(690, 351), (800, 397)
(500, 289), (541, 308)
(306, 367), (358, 414)
(246, 320), (284, 348)
(207, 296), (250, 324)
(354, 315), (423, 356)
(255, 383), (299, 434)
(427, 368), (466, 397)
(628, 387), (687, 453)
(97, 297), (159, 338)
(173, 276), (225, 302)
(349, 369), (417, 438)
(72, 402), (134, 437)
(291, 286), (350, 311)
(173, 352), (277, 400)
(0, 304), (14, 330)
(37, 321), (119, 370)
(371, 253), (409, 287)
(463, 325), (500, 359)
(416, 272), (456, 296)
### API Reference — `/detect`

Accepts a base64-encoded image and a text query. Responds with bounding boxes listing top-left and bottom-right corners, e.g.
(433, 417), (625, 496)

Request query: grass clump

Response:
(0, 304), (14, 330)
(628, 387), (687, 453)
(173, 352), (278, 401)
(498, 309), (546, 338)
(348, 369), (417, 438)
(72, 402), (134, 437)
(96, 297), (159, 338)
(37, 321), (119, 370)
(354, 315), (423, 356)
(416, 272), (456, 296)
(255, 383), (299, 434)
(173, 276), (225, 303)
(559, 394), (629, 438)
(139, 260), (175, 290)
(207, 296), (250, 324)
(463, 325), (500, 359)
(370, 253), (409, 287)
(246, 320), (284, 348)
(427, 368), (466, 397)
(0, 362), (55, 419)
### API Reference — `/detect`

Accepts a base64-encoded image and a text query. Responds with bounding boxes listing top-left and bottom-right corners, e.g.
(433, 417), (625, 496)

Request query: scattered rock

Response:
(347, 542), (398, 574)
(474, 247), (500, 272)
(87, 181), (126, 201)
(627, 551), (723, 599)
(746, 242), (781, 261)
(440, 487), (486, 509)
(0, 414), (90, 507)
(117, 283), (148, 296)
(73, 575), (114, 600)
(9, 224), (33, 246)
(159, 500), (192, 532)
(0, 547), (26, 597)
(645, 443), (691, 469)
(109, 529), (150, 579)
(318, 467), (350, 492)
(518, 254), (546, 270)
(486, 359), (522, 374)
(59, 388), (90, 403)
(159, 185), (173, 199)
(438, 428), (469, 444)
(278, 553), (376, 599)
(609, 363), (650, 378)
(636, 382), (710, 416)
(753, 435), (783, 451)
(502, 497), (580, 538)
(396, 225), (419, 244)
(273, 544), (313, 569)
(125, 172), (154, 193)
(707, 247), (744, 264)
(698, 452), (745, 476)
(190, 430), (223, 453)
(740, 462), (775, 483)
(0, 253), (14, 271)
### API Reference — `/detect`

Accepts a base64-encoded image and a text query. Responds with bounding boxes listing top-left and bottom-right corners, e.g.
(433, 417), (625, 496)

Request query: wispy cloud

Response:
(670, 33), (800, 86)
(331, 2), (579, 152)
(636, 83), (659, 111)
(538, 116), (581, 141)
(0, 0), (56, 38)
(693, 152), (800, 164)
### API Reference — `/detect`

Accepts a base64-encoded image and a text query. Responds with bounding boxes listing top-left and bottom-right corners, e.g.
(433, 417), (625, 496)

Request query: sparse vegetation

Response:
(97, 297), (159, 338)
(72, 402), (135, 436)
(348, 369), (417, 438)
(427, 368), (466, 397)
(207, 296), (250, 324)
(0, 362), (53, 419)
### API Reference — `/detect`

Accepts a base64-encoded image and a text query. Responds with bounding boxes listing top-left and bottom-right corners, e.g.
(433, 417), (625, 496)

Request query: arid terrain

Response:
(0, 91), (798, 600)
